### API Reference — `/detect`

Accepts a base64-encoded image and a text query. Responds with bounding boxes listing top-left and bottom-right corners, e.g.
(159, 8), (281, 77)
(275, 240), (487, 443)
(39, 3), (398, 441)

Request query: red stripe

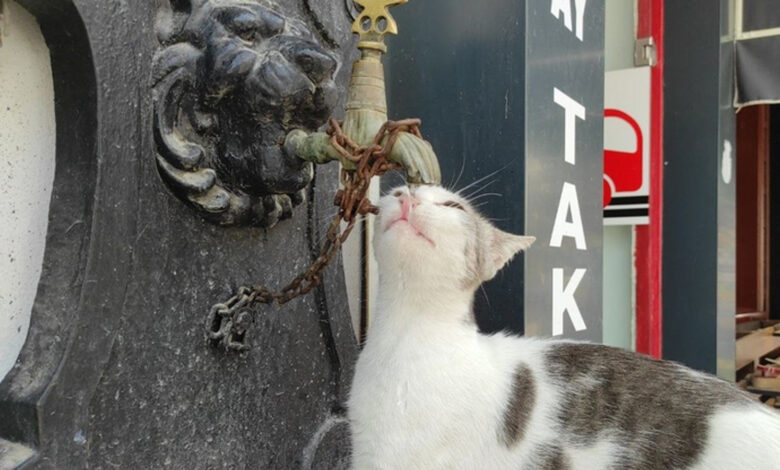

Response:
(634, 0), (664, 358)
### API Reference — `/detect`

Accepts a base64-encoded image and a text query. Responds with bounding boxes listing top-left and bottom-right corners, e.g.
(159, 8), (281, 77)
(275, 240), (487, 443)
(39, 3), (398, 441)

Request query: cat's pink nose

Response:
(399, 193), (417, 219)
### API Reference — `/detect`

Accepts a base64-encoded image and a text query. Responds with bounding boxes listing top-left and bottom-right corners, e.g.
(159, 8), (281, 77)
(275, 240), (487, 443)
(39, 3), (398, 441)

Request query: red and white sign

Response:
(603, 67), (651, 225)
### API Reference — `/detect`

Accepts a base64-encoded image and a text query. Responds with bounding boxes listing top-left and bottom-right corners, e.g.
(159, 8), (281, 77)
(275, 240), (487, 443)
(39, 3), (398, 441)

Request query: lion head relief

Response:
(153, 0), (340, 227)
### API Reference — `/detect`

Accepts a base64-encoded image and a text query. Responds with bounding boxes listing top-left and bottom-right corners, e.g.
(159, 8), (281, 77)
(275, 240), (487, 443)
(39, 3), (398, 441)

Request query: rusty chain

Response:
(206, 118), (421, 350)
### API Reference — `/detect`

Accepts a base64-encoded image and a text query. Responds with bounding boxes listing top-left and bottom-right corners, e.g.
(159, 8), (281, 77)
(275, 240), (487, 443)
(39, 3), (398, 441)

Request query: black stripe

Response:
(605, 205), (648, 212)
(608, 196), (649, 206)
(604, 208), (648, 218)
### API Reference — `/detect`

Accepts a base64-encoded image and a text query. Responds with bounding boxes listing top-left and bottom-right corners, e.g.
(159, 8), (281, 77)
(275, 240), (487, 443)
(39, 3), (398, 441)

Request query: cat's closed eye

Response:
(439, 201), (466, 211)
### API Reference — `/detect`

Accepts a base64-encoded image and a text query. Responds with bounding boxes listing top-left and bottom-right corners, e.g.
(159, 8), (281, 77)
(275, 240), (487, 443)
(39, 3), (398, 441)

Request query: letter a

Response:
(552, 268), (588, 336)
(550, 182), (587, 250)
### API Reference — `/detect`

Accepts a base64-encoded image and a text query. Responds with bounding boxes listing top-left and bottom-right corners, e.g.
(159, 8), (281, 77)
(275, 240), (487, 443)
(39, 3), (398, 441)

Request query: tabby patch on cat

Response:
(348, 185), (780, 470)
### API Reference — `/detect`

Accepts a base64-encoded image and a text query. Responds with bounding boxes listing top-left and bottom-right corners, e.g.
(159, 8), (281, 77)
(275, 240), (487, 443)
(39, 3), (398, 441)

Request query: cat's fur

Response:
(348, 185), (780, 470)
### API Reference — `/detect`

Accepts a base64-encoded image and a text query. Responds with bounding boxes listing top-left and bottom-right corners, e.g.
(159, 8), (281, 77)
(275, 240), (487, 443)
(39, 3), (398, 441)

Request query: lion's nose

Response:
(293, 46), (337, 85)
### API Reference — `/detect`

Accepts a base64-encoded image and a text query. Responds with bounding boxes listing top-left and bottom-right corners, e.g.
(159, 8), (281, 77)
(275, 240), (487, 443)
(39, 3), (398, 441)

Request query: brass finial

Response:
(351, 0), (408, 52)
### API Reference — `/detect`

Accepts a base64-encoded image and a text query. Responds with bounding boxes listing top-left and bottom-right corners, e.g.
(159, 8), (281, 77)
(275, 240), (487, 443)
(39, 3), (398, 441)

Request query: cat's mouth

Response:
(385, 218), (436, 247)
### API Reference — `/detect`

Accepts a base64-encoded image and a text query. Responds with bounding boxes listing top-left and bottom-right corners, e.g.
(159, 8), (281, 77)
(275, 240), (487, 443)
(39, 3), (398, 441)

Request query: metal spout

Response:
(343, 49), (388, 147)
(287, 0), (440, 186)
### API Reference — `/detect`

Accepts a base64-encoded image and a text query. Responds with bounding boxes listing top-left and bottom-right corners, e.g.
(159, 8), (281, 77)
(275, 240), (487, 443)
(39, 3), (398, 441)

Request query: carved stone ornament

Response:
(153, 0), (339, 227)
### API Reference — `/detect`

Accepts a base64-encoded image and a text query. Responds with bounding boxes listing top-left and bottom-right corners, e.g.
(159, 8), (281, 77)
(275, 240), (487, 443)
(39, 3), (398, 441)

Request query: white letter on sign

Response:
(574, 0), (588, 41)
(552, 268), (588, 336)
(553, 88), (586, 165)
(550, 0), (573, 32)
(551, 0), (588, 40)
(550, 182), (587, 250)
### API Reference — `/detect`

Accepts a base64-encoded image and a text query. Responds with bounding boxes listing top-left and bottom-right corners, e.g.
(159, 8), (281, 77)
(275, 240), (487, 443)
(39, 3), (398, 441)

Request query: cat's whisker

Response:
(463, 181), (499, 202)
(472, 201), (494, 210)
(448, 153), (468, 191)
(381, 172), (406, 191)
(458, 178), (497, 200)
(455, 167), (505, 196)
(319, 219), (341, 229)
(314, 210), (342, 223)
(465, 192), (503, 203)
(462, 174), (508, 201)
(479, 284), (491, 308)
(455, 162), (514, 196)
(313, 216), (371, 246)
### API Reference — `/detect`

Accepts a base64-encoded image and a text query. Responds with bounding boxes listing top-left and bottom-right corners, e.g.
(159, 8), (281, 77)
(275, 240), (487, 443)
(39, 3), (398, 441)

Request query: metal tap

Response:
(286, 0), (441, 185)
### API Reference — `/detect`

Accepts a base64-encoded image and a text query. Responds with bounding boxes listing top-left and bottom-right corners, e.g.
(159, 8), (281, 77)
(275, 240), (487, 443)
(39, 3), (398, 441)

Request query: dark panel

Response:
(664, 0), (735, 375)
(386, 0), (527, 333)
(770, 105), (780, 320)
(663, 0), (718, 373)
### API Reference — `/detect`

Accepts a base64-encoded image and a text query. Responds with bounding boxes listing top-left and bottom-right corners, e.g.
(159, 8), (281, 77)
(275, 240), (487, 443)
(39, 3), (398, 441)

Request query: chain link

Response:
(206, 118), (421, 350)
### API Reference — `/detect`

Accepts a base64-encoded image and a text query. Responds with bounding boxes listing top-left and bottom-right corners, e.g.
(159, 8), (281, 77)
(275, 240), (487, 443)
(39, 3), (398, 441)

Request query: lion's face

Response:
(153, 0), (342, 226)
(197, 2), (338, 196)
(202, 3), (339, 135)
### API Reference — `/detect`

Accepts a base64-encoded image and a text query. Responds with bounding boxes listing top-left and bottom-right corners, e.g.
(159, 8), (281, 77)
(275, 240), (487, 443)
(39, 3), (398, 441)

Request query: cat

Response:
(347, 184), (780, 470)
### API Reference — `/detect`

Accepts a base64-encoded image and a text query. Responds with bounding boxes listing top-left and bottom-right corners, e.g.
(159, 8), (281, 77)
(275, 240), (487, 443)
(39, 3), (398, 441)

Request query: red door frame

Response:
(634, 0), (664, 358)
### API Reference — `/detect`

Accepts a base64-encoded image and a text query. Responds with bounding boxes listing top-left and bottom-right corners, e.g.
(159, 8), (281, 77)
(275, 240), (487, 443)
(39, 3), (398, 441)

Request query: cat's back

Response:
(537, 341), (780, 470)
(349, 322), (780, 470)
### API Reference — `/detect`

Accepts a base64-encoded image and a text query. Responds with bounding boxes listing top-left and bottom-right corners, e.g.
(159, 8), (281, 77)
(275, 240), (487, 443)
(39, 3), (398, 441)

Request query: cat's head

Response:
(373, 185), (535, 293)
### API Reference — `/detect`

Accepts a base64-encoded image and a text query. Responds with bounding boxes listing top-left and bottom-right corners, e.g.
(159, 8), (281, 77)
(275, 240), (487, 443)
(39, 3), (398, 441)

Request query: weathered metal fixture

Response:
(152, 0), (340, 228)
(152, 0), (439, 228)
(287, 0), (440, 184)
(634, 36), (657, 67)
(205, 0), (441, 350)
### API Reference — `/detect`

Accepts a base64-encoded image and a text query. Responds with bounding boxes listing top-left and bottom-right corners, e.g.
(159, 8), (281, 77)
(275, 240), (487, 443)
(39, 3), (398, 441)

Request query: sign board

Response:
(524, 0), (605, 341)
(603, 67), (651, 225)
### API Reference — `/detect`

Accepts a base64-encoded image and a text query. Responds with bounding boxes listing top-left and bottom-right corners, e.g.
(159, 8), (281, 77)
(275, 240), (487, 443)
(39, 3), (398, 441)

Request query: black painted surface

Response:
(663, 0), (735, 375)
(770, 105), (780, 320)
(0, 1), (358, 468)
(386, 0), (528, 334)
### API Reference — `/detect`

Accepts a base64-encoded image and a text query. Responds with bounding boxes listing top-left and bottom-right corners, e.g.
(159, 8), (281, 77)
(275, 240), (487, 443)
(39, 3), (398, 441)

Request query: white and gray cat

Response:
(348, 185), (780, 470)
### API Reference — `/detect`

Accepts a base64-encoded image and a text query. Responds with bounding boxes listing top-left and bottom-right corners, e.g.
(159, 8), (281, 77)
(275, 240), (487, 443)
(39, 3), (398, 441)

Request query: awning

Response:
(735, 0), (780, 107)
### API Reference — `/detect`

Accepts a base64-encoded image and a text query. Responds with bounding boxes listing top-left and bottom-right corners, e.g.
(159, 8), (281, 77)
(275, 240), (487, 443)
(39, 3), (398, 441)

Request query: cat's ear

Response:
(480, 227), (535, 281)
